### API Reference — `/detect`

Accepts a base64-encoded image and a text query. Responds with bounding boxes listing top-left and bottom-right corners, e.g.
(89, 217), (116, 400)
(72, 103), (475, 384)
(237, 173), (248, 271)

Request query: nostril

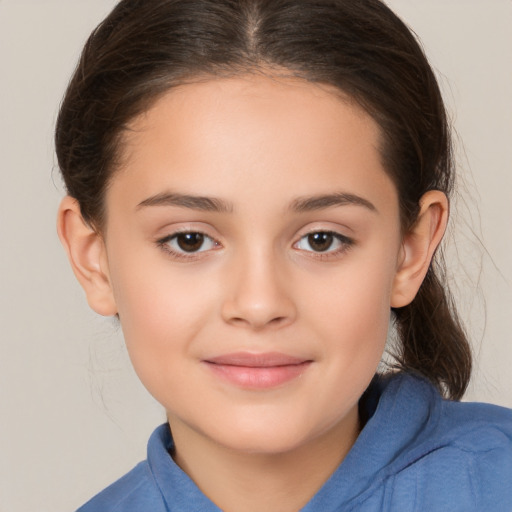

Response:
(226, 314), (292, 331)
(269, 316), (287, 325)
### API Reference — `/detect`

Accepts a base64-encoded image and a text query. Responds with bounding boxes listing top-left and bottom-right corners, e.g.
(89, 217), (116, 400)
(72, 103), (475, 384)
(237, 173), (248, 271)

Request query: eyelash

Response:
(156, 230), (221, 261)
(294, 230), (355, 259)
(156, 230), (355, 261)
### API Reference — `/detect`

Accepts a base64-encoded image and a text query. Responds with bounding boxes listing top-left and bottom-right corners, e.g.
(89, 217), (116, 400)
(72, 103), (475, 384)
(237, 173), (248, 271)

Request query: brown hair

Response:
(55, 0), (472, 399)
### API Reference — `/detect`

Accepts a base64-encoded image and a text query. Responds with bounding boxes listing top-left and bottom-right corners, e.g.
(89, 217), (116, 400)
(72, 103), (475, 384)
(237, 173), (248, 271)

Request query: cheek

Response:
(110, 242), (207, 332)
(107, 255), (215, 388)
(301, 250), (397, 358)
(313, 255), (395, 315)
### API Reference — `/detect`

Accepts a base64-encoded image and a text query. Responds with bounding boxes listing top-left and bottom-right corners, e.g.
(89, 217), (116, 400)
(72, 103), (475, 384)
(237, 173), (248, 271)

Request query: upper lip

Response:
(204, 352), (311, 367)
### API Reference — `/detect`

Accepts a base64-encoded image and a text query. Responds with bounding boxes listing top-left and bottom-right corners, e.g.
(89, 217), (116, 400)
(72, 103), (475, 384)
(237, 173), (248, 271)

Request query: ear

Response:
(391, 190), (448, 308)
(57, 196), (117, 316)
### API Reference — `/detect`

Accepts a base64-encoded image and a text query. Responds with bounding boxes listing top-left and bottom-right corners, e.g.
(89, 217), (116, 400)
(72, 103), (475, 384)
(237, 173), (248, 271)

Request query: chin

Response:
(223, 431), (311, 456)
(209, 412), (333, 456)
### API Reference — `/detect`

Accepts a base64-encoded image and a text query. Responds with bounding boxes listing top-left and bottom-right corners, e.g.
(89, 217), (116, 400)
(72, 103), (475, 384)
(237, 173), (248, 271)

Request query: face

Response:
(101, 75), (403, 455)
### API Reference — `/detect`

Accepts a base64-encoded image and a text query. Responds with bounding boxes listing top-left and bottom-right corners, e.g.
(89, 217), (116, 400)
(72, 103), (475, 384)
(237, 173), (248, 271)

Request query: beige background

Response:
(0, 1), (511, 511)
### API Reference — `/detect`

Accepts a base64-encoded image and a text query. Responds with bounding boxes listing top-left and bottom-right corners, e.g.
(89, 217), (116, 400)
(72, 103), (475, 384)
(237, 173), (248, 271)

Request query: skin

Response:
(58, 74), (448, 512)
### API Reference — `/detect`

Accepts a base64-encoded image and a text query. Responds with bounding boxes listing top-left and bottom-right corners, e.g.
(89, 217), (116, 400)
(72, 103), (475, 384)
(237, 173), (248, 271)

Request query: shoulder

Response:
(76, 461), (166, 512)
(379, 372), (512, 449)
(75, 423), (221, 512)
(440, 395), (512, 451)
(383, 374), (512, 511)
(438, 398), (512, 509)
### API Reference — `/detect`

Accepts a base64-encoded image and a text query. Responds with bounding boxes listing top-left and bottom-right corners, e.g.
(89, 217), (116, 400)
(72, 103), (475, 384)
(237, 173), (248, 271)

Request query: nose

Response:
(220, 248), (297, 331)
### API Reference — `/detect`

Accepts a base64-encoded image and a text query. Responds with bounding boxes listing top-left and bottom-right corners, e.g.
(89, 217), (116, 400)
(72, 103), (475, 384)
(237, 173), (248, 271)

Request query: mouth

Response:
(202, 352), (313, 389)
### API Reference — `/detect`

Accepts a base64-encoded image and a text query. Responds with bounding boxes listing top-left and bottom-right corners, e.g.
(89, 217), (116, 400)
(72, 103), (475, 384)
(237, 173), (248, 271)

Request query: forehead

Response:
(112, 74), (396, 215)
(122, 73), (380, 159)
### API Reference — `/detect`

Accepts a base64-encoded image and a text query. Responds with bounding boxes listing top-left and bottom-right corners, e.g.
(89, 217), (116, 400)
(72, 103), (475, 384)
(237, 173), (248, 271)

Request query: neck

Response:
(168, 407), (360, 512)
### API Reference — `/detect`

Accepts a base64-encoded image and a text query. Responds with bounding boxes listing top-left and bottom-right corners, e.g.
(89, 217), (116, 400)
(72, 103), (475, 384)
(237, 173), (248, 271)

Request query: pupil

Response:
(308, 232), (333, 252)
(177, 233), (204, 252)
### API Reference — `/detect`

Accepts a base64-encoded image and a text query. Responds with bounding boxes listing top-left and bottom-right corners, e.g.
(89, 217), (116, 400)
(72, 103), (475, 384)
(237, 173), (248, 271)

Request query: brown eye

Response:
(307, 232), (334, 252)
(295, 231), (354, 255)
(159, 231), (218, 256)
(176, 233), (205, 252)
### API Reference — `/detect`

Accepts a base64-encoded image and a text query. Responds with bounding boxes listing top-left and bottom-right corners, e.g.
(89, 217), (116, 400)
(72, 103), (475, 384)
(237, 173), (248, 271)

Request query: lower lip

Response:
(204, 362), (311, 389)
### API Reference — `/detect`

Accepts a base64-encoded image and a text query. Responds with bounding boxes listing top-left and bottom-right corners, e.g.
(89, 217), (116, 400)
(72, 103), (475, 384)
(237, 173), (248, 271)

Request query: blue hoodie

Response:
(77, 373), (512, 511)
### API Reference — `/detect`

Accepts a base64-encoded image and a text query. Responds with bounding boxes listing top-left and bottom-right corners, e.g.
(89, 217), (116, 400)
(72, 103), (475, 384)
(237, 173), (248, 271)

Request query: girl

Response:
(56, 0), (512, 510)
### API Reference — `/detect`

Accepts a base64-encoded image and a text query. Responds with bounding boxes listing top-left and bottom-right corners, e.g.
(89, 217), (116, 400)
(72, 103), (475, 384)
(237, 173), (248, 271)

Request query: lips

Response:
(203, 352), (312, 389)
(205, 352), (309, 367)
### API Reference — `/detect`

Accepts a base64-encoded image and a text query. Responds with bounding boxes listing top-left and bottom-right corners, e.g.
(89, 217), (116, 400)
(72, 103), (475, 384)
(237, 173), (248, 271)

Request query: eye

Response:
(295, 231), (353, 253)
(159, 231), (218, 255)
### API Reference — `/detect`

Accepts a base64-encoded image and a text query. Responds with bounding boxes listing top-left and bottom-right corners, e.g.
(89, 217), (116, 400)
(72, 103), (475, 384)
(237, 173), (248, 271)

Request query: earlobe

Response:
(57, 196), (118, 316)
(391, 190), (448, 308)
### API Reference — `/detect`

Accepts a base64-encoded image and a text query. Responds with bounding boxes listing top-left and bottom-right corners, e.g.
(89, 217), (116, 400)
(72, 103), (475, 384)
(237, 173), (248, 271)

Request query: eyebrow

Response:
(137, 192), (233, 213)
(136, 191), (377, 214)
(289, 192), (377, 213)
